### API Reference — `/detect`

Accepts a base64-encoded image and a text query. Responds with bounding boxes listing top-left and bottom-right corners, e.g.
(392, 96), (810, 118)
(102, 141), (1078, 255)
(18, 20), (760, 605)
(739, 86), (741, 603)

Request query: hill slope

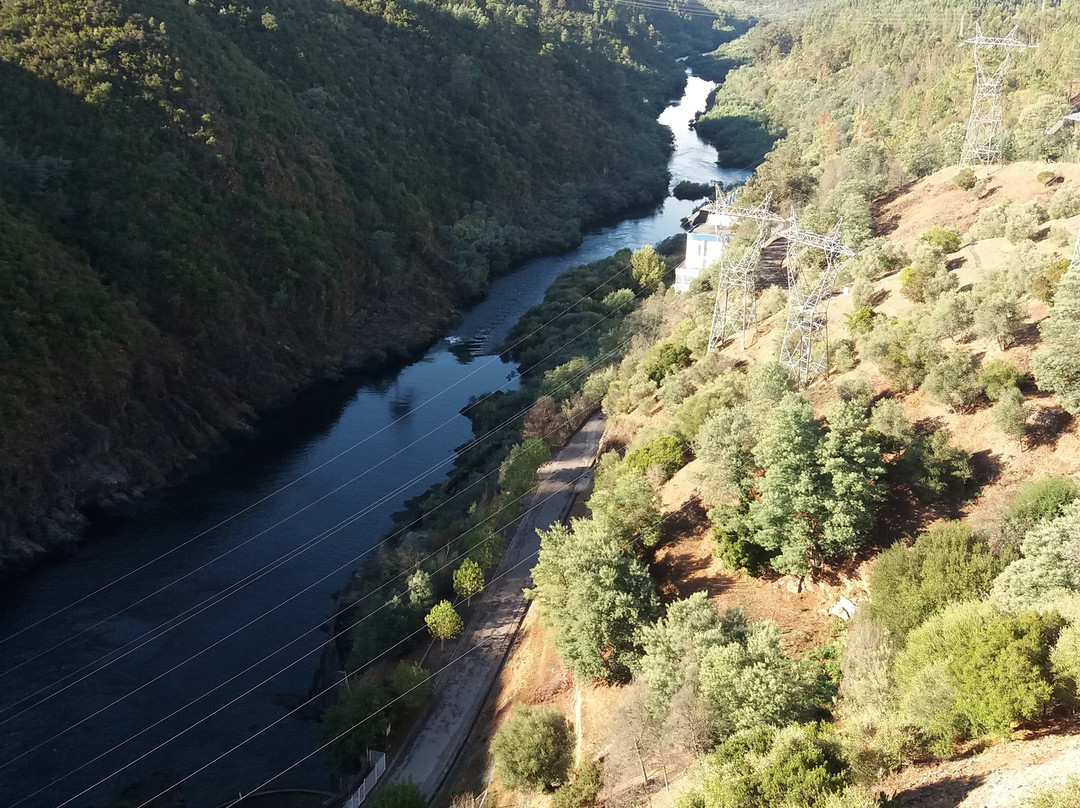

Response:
(0, 0), (733, 570)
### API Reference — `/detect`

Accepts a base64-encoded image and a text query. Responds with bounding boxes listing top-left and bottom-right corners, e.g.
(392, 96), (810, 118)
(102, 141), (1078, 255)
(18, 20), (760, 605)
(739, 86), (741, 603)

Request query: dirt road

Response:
(387, 414), (606, 799)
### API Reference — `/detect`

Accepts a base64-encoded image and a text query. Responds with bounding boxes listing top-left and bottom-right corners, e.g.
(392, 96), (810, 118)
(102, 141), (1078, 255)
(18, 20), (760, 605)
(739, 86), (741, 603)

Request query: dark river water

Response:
(0, 72), (748, 808)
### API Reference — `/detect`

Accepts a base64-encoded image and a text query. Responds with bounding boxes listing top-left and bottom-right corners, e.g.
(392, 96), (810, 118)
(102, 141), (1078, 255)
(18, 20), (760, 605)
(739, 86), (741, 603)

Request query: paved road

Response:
(387, 413), (606, 798)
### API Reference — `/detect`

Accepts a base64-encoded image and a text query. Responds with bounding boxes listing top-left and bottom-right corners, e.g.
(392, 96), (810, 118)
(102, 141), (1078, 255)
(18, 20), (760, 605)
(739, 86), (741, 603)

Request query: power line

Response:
(0, 288), (639, 729)
(0, 260), (638, 658)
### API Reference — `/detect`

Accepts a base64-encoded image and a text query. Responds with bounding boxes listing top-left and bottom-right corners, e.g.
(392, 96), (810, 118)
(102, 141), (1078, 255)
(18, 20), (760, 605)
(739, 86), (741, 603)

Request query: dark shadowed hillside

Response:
(0, 0), (739, 570)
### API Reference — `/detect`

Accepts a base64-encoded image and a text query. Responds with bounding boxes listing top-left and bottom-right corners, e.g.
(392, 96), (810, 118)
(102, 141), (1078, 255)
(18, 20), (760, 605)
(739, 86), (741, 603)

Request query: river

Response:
(0, 72), (749, 808)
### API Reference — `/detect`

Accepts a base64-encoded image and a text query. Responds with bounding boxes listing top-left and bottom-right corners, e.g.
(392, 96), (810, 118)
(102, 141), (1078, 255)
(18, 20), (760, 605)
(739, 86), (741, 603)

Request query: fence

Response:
(342, 750), (387, 808)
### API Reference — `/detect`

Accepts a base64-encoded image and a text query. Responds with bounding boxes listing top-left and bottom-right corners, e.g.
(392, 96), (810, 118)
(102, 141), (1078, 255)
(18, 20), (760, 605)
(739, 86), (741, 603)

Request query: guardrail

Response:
(342, 750), (386, 808)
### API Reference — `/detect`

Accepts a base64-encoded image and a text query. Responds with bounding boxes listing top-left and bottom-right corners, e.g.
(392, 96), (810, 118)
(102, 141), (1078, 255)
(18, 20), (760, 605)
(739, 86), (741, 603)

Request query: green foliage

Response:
(920, 228), (961, 254)
(895, 602), (1063, 750)
(991, 502), (1080, 613)
(1025, 776), (1080, 808)
(491, 706), (574, 792)
(1032, 259), (1070, 305)
(452, 559), (484, 602)
(624, 435), (687, 479)
(968, 205), (1009, 241)
(1006, 477), (1080, 525)
(953, 169), (977, 191)
(908, 430), (972, 502)
(368, 783), (427, 808)
(992, 387), (1032, 445)
(1034, 267), (1080, 414)
(929, 290), (975, 340)
(979, 359), (1021, 402)
(845, 305), (877, 335)
(861, 316), (943, 391)
(696, 408), (755, 503)
(631, 244), (664, 292)
(922, 351), (983, 412)
(322, 662), (432, 775)
(587, 467), (663, 549)
(974, 290), (1027, 350)
(550, 761), (603, 808)
(868, 523), (1008, 642)
(757, 285), (788, 320)
(408, 570), (434, 610)
(1048, 186), (1080, 220)
(499, 439), (552, 498)
(530, 517), (657, 683)
(425, 600), (463, 643)
(643, 341), (692, 385)
(699, 622), (828, 735)
(1006, 202), (1049, 244)
(750, 394), (885, 575)
(681, 724), (851, 808)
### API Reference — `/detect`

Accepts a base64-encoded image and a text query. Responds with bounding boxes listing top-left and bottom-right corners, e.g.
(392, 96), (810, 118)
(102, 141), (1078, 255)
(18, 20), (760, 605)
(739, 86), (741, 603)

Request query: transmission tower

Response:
(702, 191), (786, 352)
(1071, 227), (1080, 271)
(776, 211), (854, 388)
(959, 24), (1037, 174)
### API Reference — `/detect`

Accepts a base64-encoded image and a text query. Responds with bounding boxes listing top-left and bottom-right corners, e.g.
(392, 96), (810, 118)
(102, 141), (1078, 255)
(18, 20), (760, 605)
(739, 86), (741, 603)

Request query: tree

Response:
(992, 387), (1032, 447)
(630, 244), (663, 291)
(490, 706), (574, 791)
(695, 407), (755, 502)
(974, 290), (1026, 349)
(499, 438), (551, 497)
(979, 358), (1020, 401)
(452, 558), (484, 605)
(991, 502), (1080, 613)
(750, 394), (829, 575)
(529, 517), (657, 682)
(407, 569), (433, 609)
(1033, 267), (1080, 414)
(425, 600), (463, 648)
(867, 522), (1006, 642)
(586, 468), (663, 548)
(922, 351), (982, 412)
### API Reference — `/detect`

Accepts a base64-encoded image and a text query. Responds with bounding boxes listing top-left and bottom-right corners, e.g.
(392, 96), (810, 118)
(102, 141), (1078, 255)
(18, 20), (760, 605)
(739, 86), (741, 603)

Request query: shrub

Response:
(757, 285), (787, 319)
(846, 304), (877, 335)
(1031, 258), (1070, 305)
(491, 706), (574, 791)
(993, 387), (1032, 445)
(550, 761), (603, 808)
(896, 602), (1063, 751)
(991, 499), (1080, 609)
(624, 434), (688, 478)
(953, 168), (977, 190)
(909, 430), (972, 501)
(1033, 261), (1080, 414)
(369, 783), (428, 808)
(684, 724), (852, 808)
(921, 227), (962, 254)
(1051, 623), (1080, 699)
(1048, 185), (1080, 220)
(1005, 201), (1048, 244)
(643, 342), (692, 384)
(968, 204), (1008, 240)
(929, 290), (975, 340)
(979, 359), (1021, 401)
(974, 290), (1026, 349)
(867, 522), (1007, 642)
(922, 351), (983, 411)
(1026, 776), (1080, 808)
(1007, 477), (1080, 525)
(1037, 170), (1058, 184)
(829, 338), (857, 373)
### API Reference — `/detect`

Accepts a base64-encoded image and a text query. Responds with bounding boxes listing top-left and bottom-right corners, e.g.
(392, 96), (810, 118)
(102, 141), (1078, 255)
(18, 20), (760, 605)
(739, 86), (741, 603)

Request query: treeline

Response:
(0, 0), (738, 569)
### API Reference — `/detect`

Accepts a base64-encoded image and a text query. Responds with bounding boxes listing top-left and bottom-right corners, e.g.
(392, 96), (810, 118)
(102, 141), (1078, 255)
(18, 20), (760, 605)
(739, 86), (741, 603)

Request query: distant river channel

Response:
(0, 71), (749, 808)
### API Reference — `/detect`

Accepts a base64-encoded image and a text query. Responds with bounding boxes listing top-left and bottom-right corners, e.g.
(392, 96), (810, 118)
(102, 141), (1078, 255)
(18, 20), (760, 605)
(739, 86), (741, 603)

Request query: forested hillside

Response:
(0, 0), (734, 570)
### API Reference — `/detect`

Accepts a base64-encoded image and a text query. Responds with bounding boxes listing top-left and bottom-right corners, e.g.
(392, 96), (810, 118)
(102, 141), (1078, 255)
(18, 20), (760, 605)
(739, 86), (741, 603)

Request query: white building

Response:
(672, 212), (734, 292)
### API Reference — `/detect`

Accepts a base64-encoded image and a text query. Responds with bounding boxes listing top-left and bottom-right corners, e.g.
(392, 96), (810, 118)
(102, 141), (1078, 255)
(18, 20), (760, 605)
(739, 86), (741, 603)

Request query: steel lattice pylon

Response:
(776, 211), (855, 388)
(702, 189), (787, 352)
(959, 24), (1036, 175)
(1071, 227), (1080, 271)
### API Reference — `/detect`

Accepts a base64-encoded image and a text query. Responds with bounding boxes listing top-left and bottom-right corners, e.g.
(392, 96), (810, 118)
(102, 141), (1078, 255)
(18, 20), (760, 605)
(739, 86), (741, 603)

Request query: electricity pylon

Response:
(1071, 227), (1080, 271)
(777, 211), (854, 388)
(702, 190), (786, 352)
(959, 23), (1037, 174)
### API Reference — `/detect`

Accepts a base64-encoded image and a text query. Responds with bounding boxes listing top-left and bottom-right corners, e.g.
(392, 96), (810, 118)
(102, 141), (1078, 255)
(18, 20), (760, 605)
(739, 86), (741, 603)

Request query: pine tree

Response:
(1033, 266), (1080, 414)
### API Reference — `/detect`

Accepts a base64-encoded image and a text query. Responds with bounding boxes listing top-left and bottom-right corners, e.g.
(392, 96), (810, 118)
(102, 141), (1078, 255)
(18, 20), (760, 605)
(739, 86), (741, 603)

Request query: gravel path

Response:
(387, 414), (606, 799)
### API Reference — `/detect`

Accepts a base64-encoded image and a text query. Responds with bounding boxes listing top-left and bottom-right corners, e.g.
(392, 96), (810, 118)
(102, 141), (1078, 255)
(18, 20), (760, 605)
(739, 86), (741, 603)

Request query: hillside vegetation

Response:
(0, 0), (735, 570)
(438, 1), (1080, 807)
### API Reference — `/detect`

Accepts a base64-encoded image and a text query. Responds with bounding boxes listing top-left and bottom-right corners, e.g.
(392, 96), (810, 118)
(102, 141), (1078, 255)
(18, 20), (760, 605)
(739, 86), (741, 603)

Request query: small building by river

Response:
(673, 212), (733, 292)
